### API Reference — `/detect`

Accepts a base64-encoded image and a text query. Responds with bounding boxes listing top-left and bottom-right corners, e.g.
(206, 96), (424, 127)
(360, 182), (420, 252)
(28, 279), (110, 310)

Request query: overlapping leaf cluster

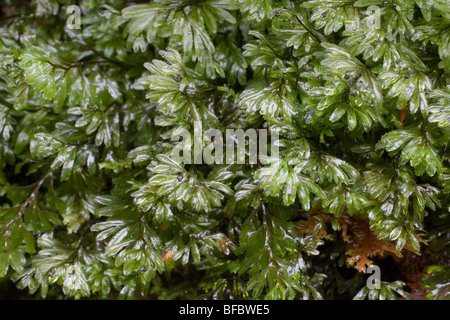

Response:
(0, 0), (448, 300)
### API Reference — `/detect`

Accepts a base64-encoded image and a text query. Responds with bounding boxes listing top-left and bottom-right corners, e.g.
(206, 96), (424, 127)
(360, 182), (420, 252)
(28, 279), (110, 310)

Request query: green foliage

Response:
(354, 280), (410, 300)
(422, 265), (450, 300)
(236, 204), (323, 299)
(0, 0), (449, 300)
